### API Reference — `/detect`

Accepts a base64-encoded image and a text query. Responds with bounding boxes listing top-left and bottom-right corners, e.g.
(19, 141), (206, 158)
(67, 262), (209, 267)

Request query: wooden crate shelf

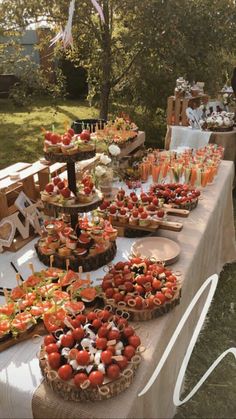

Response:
(166, 94), (208, 126)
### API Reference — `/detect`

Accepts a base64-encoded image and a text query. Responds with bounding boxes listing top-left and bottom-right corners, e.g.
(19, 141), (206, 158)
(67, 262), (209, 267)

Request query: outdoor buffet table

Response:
(0, 160), (235, 419)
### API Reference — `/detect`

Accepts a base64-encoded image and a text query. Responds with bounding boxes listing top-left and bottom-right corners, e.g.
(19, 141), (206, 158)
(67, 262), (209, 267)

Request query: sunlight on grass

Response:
(0, 98), (99, 169)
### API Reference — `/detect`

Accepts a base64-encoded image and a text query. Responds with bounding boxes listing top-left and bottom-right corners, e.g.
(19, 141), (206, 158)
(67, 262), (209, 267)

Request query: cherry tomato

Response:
(61, 334), (75, 348)
(72, 327), (85, 341)
(45, 343), (59, 354)
(69, 318), (81, 329)
(102, 280), (113, 291)
(123, 345), (136, 360)
(107, 345), (116, 355)
(155, 292), (166, 304)
(69, 348), (79, 360)
(128, 335), (141, 349)
(107, 364), (120, 380)
(101, 350), (112, 364)
(152, 279), (162, 290)
(89, 371), (104, 387)
(92, 319), (102, 329)
(123, 326), (134, 338)
(74, 372), (88, 388)
(58, 364), (73, 381)
(44, 335), (56, 346)
(105, 288), (114, 299)
(108, 330), (120, 341)
(96, 337), (107, 350)
(48, 352), (61, 369)
(117, 317), (128, 327)
(117, 356), (128, 370)
(76, 350), (90, 365)
(76, 314), (86, 324)
(124, 282), (134, 292)
(87, 312), (97, 322)
(113, 293), (123, 303)
(98, 326), (109, 338)
(135, 296), (143, 309)
(97, 310), (112, 322)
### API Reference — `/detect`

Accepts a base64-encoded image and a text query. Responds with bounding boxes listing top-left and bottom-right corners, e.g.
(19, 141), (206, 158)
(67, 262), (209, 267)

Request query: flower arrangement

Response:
(93, 144), (121, 188)
(107, 113), (138, 131)
(200, 111), (234, 132)
(174, 77), (191, 97)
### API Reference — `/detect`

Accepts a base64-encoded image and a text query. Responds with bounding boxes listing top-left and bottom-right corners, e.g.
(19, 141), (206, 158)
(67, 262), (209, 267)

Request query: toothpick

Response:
(66, 259), (70, 271)
(16, 273), (21, 287)
(3, 288), (8, 303)
(29, 262), (35, 275)
(78, 265), (83, 279)
(50, 255), (54, 268)
(86, 273), (91, 282)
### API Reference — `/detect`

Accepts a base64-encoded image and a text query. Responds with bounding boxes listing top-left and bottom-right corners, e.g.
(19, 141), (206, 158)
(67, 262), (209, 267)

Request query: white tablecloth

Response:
(169, 126), (212, 150)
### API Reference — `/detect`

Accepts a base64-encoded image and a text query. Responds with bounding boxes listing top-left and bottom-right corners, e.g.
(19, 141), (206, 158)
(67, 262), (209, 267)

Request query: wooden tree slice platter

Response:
(35, 241), (117, 272)
(39, 347), (141, 401)
(44, 149), (96, 163)
(112, 219), (183, 237)
(43, 190), (103, 215)
(0, 321), (46, 353)
(103, 289), (181, 322)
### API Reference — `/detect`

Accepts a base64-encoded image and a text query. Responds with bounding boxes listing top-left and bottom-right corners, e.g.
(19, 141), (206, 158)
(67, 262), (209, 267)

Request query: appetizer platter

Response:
(149, 183), (200, 211)
(0, 266), (100, 352)
(35, 217), (117, 271)
(96, 188), (186, 236)
(39, 308), (142, 401)
(101, 257), (182, 321)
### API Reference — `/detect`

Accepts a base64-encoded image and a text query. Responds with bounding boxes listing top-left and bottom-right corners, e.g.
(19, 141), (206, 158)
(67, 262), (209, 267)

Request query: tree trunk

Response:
(99, 0), (111, 120)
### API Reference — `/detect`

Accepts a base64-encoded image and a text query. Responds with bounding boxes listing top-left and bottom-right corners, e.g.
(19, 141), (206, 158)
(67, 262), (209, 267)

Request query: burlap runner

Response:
(32, 161), (236, 419)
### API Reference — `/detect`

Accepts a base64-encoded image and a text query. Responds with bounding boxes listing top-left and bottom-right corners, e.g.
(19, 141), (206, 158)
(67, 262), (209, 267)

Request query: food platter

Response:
(131, 237), (180, 265)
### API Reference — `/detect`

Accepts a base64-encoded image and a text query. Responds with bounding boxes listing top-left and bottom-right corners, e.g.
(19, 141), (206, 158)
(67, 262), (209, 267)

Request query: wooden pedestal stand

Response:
(43, 150), (98, 229)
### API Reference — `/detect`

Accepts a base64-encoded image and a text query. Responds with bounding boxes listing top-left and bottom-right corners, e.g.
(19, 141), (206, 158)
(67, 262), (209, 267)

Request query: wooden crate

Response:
(166, 94), (209, 126)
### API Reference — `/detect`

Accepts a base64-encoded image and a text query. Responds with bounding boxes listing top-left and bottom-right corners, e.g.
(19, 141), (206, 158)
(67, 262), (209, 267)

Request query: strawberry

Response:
(157, 210), (165, 218)
(53, 176), (61, 185)
(84, 186), (91, 195)
(138, 206), (144, 213)
(120, 208), (126, 216)
(127, 202), (133, 210)
(67, 128), (75, 136)
(61, 187), (71, 198)
(57, 181), (65, 190)
(62, 135), (71, 145)
(132, 210), (139, 217)
(152, 197), (159, 206)
(109, 205), (116, 214)
(140, 211), (148, 219)
(45, 131), (52, 141)
(45, 183), (54, 193)
(50, 133), (61, 144)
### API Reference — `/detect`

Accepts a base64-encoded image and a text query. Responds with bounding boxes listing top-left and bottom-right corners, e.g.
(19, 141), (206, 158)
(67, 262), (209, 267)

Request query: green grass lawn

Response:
(0, 98), (99, 169)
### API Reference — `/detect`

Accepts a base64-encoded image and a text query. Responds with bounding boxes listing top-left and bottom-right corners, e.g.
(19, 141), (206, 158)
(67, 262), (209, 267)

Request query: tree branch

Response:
(111, 47), (144, 87)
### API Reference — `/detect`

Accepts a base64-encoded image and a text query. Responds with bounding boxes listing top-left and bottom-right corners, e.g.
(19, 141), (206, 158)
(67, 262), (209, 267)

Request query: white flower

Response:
(224, 117), (231, 126)
(95, 165), (106, 177)
(100, 153), (111, 165)
(216, 117), (223, 126)
(108, 144), (121, 156)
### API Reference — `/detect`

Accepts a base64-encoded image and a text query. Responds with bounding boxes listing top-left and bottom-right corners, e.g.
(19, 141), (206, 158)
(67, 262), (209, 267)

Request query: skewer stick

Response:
(16, 273), (21, 287)
(86, 273), (91, 282)
(78, 265), (83, 279)
(50, 255), (54, 268)
(3, 288), (8, 303)
(29, 262), (35, 275)
(66, 259), (70, 272)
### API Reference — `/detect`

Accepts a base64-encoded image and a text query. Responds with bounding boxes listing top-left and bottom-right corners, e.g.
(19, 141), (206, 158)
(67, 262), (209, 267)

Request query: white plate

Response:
(131, 237), (180, 265)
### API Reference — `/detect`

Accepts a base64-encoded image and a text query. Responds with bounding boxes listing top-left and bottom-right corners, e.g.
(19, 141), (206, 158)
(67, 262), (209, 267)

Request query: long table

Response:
(0, 161), (235, 419)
